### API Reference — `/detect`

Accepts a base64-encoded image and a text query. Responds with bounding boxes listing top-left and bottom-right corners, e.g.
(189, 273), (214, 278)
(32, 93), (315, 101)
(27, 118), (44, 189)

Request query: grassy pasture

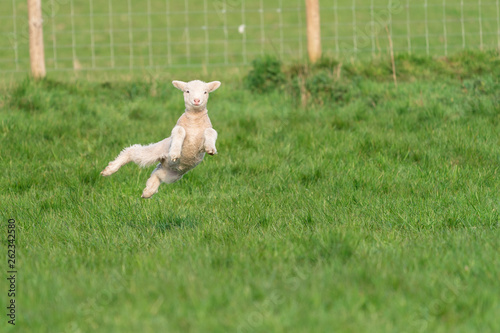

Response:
(1, 52), (500, 332)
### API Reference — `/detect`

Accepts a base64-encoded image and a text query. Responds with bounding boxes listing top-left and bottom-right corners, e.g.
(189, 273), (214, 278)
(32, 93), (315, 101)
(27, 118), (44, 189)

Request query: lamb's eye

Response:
(186, 90), (189, 93)
(204, 91), (207, 94)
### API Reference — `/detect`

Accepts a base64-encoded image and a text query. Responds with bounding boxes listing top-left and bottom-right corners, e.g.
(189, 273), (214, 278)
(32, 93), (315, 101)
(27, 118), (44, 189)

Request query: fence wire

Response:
(1, 0), (499, 74)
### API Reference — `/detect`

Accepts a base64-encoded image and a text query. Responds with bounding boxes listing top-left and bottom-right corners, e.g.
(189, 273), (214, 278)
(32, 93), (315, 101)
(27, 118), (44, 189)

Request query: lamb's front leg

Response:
(167, 125), (186, 163)
(204, 128), (218, 155)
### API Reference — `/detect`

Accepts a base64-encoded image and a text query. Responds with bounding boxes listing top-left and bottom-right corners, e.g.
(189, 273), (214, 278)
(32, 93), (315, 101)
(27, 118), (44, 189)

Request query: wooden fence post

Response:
(305, 0), (321, 63)
(28, 0), (46, 79)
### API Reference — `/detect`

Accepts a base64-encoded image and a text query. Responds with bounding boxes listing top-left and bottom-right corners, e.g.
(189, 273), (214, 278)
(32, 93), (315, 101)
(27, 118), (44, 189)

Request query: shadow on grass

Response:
(152, 215), (198, 232)
(124, 214), (199, 233)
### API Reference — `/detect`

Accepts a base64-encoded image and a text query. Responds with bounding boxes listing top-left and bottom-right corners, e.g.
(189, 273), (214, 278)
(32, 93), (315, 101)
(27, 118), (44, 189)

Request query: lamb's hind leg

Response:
(141, 164), (183, 198)
(101, 144), (140, 176)
(101, 138), (171, 176)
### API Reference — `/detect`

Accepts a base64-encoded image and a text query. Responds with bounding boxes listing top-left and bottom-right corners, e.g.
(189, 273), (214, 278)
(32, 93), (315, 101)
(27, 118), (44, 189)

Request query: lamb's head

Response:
(172, 80), (221, 111)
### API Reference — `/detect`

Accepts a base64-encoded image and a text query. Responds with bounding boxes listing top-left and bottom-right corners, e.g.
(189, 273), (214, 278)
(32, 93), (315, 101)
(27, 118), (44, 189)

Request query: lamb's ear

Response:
(207, 81), (221, 93)
(172, 80), (187, 91)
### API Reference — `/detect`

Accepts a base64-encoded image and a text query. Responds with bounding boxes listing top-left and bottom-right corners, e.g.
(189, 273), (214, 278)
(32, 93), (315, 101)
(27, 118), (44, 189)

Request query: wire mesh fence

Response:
(1, 0), (499, 74)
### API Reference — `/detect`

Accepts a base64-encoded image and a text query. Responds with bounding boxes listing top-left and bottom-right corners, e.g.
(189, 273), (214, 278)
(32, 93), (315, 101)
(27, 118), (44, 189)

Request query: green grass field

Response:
(1, 51), (500, 332)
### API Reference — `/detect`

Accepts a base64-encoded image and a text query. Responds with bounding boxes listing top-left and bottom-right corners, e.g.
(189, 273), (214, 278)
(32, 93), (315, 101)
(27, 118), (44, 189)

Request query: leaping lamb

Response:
(101, 79), (221, 198)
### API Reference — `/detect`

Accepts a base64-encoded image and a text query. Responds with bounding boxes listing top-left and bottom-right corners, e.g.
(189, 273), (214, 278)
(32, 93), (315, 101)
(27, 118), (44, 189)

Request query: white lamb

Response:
(101, 80), (221, 198)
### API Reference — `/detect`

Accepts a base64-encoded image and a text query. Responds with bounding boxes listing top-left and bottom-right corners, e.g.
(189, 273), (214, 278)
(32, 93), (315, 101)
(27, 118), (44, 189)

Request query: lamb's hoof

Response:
(141, 189), (156, 199)
(167, 156), (180, 167)
(206, 148), (217, 156)
(167, 152), (180, 162)
(101, 164), (116, 176)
